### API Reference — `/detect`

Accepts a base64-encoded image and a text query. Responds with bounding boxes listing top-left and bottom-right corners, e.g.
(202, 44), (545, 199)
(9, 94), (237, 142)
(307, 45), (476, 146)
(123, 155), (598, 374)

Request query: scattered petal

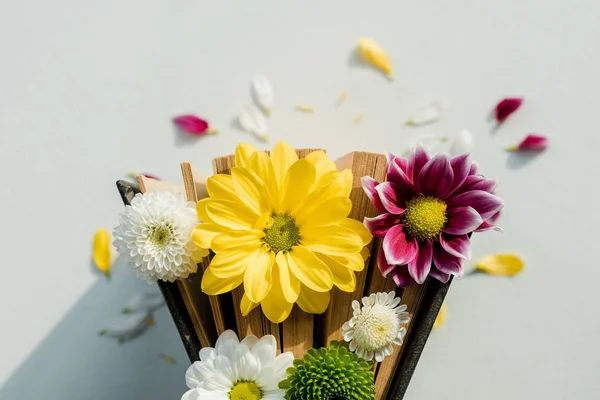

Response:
(354, 114), (365, 124)
(100, 312), (155, 342)
(128, 172), (160, 180)
(493, 97), (523, 124)
(250, 75), (274, 115)
(237, 104), (269, 141)
(93, 228), (112, 279)
(475, 253), (524, 276)
(448, 129), (474, 156)
(357, 37), (393, 77)
(173, 114), (217, 136)
(296, 105), (315, 113)
(406, 101), (443, 126)
(159, 353), (176, 364)
(337, 91), (348, 106)
(507, 134), (548, 152)
(433, 302), (447, 329)
(122, 293), (165, 314)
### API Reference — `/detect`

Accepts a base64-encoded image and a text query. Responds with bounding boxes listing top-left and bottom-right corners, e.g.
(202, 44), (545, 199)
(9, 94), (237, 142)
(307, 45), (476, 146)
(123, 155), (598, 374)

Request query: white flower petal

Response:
(237, 104), (269, 141)
(406, 101), (443, 126)
(124, 292), (165, 313)
(449, 129), (474, 156)
(250, 75), (274, 115)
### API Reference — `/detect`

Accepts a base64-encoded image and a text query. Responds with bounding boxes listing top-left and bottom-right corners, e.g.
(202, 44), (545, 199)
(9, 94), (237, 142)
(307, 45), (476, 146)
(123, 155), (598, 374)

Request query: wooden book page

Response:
(322, 152), (387, 345)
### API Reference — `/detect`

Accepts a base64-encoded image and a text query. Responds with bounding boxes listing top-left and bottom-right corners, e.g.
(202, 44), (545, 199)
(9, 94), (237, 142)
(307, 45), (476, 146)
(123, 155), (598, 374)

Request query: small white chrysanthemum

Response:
(182, 330), (294, 400)
(342, 291), (410, 362)
(113, 191), (208, 283)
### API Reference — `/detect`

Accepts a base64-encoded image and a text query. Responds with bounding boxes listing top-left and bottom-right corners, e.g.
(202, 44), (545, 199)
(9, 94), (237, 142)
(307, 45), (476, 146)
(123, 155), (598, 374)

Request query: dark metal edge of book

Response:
(116, 180), (202, 362)
(387, 277), (452, 400)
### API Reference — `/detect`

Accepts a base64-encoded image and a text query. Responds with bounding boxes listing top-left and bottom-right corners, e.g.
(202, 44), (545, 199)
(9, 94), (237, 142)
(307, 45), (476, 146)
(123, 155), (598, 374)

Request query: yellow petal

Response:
(329, 252), (366, 272)
(244, 249), (275, 303)
(240, 292), (259, 316)
(201, 267), (243, 295)
(209, 247), (260, 278)
(304, 150), (337, 183)
(280, 159), (316, 214)
(211, 230), (264, 253)
(297, 285), (330, 314)
(295, 196), (352, 228)
(301, 225), (363, 256)
(475, 253), (524, 276)
(357, 37), (393, 76)
(286, 246), (333, 292)
(316, 253), (356, 292)
(271, 141), (298, 189)
(247, 151), (279, 210)
(206, 200), (257, 230)
(196, 198), (212, 222)
(231, 166), (266, 215)
(191, 223), (222, 249)
(360, 246), (371, 263)
(260, 263), (294, 323)
(93, 228), (112, 277)
(299, 170), (353, 215)
(235, 143), (258, 168)
(338, 218), (373, 246)
(433, 302), (447, 329)
(296, 105), (314, 112)
(275, 252), (301, 303)
(206, 174), (236, 199)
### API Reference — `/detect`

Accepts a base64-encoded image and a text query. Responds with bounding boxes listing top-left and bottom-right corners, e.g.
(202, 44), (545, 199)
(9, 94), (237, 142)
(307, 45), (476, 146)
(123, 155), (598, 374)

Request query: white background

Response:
(1, 0), (598, 399)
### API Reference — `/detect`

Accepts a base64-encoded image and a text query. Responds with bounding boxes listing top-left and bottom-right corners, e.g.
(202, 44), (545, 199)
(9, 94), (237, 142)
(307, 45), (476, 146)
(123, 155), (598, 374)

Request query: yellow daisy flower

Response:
(192, 142), (372, 323)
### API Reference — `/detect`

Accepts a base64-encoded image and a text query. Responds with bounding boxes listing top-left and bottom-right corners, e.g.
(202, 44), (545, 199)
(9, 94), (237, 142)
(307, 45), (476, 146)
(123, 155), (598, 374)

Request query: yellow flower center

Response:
(263, 214), (300, 253)
(229, 381), (262, 400)
(149, 224), (173, 249)
(402, 196), (447, 241)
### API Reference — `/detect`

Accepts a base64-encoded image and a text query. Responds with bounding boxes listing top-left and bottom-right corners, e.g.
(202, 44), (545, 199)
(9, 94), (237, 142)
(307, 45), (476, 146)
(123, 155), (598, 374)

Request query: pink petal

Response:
(363, 213), (399, 238)
(377, 246), (396, 277)
(494, 97), (523, 123)
(407, 146), (430, 182)
(417, 154), (454, 198)
(428, 267), (451, 283)
(407, 240), (433, 284)
(475, 210), (501, 232)
(469, 162), (479, 176)
(509, 134), (548, 152)
(386, 159), (416, 204)
(383, 225), (419, 266)
(450, 175), (498, 198)
(444, 206), (484, 235)
(433, 243), (464, 277)
(173, 114), (210, 135)
(440, 234), (471, 260)
(449, 190), (504, 220)
(375, 182), (405, 214)
(391, 267), (416, 288)
(361, 176), (386, 213)
(445, 154), (470, 198)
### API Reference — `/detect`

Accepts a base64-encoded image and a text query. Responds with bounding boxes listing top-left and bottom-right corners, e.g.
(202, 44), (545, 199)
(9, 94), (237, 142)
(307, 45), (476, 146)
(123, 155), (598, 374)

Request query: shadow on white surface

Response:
(0, 259), (188, 400)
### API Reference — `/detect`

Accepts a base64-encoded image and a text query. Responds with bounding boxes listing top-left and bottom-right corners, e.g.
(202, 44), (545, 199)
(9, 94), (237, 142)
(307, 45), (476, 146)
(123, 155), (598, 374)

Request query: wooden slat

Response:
(282, 306), (314, 359)
(134, 174), (215, 347)
(322, 152), (387, 345)
(180, 162), (228, 336)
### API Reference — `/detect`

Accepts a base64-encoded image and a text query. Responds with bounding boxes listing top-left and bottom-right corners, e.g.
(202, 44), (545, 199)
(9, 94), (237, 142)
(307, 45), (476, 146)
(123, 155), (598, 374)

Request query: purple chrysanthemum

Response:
(362, 148), (503, 287)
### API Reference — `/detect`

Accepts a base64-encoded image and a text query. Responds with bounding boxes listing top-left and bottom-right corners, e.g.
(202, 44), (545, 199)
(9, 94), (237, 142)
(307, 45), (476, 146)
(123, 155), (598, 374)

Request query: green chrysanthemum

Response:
(278, 341), (375, 400)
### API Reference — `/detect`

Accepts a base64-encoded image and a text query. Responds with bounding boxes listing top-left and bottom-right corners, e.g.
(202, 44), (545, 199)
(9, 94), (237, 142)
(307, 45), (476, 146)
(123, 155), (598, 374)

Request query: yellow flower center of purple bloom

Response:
(229, 380), (262, 400)
(263, 214), (300, 253)
(402, 196), (447, 241)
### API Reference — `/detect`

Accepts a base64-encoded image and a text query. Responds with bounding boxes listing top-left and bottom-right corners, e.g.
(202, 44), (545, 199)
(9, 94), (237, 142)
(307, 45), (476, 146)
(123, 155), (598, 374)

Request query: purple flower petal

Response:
(361, 176), (386, 213)
(494, 97), (523, 123)
(407, 146), (430, 182)
(440, 234), (471, 260)
(469, 162), (479, 176)
(449, 190), (504, 220)
(375, 182), (405, 214)
(173, 114), (210, 135)
(364, 213), (399, 238)
(407, 240), (433, 284)
(386, 159), (416, 205)
(433, 243), (464, 276)
(428, 267), (451, 283)
(475, 210), (501, 232)
(445, 154), (470, 198)
(417, 154), (454, 198)
(377, 246), (396, 277)
(444, 206), (483, 235)
(383, 224), (419, 266)
(508, 134), (548, 152)
(391, 267), (416, 288)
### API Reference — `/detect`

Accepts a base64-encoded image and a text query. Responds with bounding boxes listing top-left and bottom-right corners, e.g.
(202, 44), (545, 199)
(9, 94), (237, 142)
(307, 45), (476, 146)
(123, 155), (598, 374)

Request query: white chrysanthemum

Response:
(342, 291), (410, 362)
(182, 330), (294, 400)
(113, 191), (208, 283)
